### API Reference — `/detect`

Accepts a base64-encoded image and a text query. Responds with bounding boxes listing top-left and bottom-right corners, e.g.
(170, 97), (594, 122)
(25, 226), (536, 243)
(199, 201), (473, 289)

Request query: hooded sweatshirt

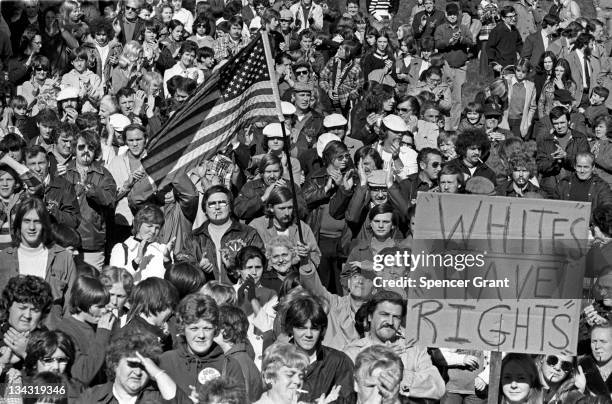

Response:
(159, 340), (245, 404)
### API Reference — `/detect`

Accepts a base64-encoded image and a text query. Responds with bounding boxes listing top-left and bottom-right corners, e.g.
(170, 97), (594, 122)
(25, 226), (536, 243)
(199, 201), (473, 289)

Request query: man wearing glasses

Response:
(486, 6), (523, 74)
(118, 0), (145, 44)
(63, 131), (117, 269)
(180, 185), (263, 284)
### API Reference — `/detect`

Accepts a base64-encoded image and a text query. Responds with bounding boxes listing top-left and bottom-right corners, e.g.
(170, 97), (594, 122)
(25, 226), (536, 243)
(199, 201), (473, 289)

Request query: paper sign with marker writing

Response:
(404, 193), (590, 355)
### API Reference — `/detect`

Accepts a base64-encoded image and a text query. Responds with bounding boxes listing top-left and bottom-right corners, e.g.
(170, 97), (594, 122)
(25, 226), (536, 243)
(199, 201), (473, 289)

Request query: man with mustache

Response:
(344, 290), (445, 401)
(447, 128), (497, 186)
(496, 150), (543, 197)
(63, 131), (117, 269)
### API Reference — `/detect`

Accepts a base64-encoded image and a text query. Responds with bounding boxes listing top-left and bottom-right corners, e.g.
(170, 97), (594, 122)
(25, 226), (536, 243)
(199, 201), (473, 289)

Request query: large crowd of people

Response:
(0, 0), (611, 403)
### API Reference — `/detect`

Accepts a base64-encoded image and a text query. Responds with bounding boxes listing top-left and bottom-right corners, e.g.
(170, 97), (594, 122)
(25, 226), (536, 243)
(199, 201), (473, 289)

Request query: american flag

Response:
(142, 33), (278, 189)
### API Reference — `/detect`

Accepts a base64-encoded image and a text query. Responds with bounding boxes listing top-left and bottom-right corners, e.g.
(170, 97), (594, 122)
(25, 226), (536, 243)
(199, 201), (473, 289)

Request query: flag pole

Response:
(260, 29), (304, 244)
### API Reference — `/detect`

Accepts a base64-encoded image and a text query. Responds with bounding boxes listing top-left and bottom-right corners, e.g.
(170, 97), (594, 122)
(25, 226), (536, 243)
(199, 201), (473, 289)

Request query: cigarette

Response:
(477, 157), (484, 164)
(296, 389), (309, 394)
(395, 329), (405, 339)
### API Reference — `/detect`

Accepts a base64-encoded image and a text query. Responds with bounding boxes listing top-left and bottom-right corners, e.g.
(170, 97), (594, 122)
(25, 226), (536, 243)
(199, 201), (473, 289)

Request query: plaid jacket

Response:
(319, 58), (363, 109)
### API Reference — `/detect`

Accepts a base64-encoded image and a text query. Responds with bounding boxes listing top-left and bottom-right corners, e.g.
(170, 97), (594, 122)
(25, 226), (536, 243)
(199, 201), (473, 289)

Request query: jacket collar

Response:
(193, 218), (244, 236)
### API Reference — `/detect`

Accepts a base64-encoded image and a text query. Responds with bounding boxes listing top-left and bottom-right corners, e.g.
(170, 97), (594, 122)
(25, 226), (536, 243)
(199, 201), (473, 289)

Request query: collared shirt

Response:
(575, 49), (590, 88)
(541, 29), (549, 50)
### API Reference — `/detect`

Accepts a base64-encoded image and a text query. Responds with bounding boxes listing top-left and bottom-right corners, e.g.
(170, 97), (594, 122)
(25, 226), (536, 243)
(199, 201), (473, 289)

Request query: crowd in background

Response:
(0, 0), (612, 402)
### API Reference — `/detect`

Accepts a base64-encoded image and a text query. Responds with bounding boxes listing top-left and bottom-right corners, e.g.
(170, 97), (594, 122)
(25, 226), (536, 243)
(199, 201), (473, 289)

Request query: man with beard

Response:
(496, 150), (543, 197)
(553, 152), (612, 214)
(63, 130), (117, 269)
(567, 33), (601, 108)
(344, 290), (446, 401)
(179, 185), (264, 284)
(24, 145), (80, 229)
(283, 295), (354, 402)
(447, 129), (497, 185)
(537, 106), (590, 197)
(249, 186), (320, 266)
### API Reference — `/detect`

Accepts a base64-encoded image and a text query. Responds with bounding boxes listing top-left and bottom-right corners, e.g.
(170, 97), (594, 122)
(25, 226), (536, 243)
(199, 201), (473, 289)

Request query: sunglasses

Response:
(77, 144), (93, 151)
(280, 19), (292, 22)
(126, 360), (146, 370)
(267, 136), (284, 141)
(295, 70), (309, 76)
(335, 154), (351, 161)
(546, 356), (573, 372)
(34, 66), (48, 72)
(430, 162), (441, 168)
(125, 5), (139, 11)
(8, 146), (21, 152)
(41, 357), (69, 365)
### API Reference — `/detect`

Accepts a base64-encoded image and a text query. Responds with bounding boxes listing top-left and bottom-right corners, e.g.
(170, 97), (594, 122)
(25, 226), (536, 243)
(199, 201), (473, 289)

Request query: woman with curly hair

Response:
(350, 82), (396, 145)
(0, 276), (53, 377)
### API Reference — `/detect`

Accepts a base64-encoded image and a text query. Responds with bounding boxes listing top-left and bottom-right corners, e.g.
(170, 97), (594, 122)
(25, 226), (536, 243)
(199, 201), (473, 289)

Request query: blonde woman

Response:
(109, 40), (144, 94)
(138, 70), (163, 118)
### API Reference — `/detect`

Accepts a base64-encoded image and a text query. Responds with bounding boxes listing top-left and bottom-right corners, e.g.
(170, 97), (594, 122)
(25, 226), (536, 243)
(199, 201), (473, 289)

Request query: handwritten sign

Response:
(406, 193), (590, 355)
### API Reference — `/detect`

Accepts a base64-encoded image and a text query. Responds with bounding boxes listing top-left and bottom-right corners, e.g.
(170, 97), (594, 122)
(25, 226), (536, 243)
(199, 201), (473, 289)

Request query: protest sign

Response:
(403, 192), (590, 355)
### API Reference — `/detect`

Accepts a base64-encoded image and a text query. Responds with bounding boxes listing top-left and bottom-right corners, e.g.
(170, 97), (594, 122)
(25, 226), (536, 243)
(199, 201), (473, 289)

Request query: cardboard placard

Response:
(403, 192), (590, 355)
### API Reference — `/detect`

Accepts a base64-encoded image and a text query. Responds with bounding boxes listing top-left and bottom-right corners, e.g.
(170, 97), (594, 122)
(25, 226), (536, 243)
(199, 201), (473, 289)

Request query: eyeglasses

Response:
(280, 19), (292, 22)
(206, 201), (229, 208)
(34, 66), (47, 72)
(295, 70), (309, 76)
(41, 357), (69, 365)
(335, 154), (351, 161)
(8, 146), (22, 152)
(125, 5), (139, 11)
(77, 144), (93, 151)
(546, 356), (573, 372)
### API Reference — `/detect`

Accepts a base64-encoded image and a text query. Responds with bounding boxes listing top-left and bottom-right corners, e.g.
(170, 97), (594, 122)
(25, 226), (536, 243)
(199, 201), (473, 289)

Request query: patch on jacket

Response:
(198, 367), (221, 385)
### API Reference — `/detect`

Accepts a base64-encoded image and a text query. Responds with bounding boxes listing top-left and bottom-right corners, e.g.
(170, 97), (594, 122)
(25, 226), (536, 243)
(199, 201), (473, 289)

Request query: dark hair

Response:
(36, 108), (59, 127)
(196, 378), (247, 404)
(179, 40), (199, 56)
(264, 187), (295, 222)
(536, 51), (557, 74)
(507, 150), (537, 177)
(132, 204), (165, 237)
(593, 86), (610, 100)
(197, 46), (215, 60)
(354, 146), (383, 170)
(176, 293), (219, 333)
(228, 15), (244, 29)
(438, 164), (465, 190)
(69, 276), (110, 315)
(500, 353), (543, 402)
(0, 275), (53, 324)
(417, 147), (443, 167)
(455, 129), (490, 158)
(202, 184), (233, 211)
(0, 163), (21, 195)
(75, 112), (100, 131)
(24, 145), (48, 163)
(322, 140), (349, 167)
(76, 130), (102, 160)
(542, 14), (560, 29)
(24, 330), (76, 376)
(55, 122), (78, 144)
(283, 295), (328, 336)
(194, 13), (212, 35)
(11, 197), (53, 247)
(124, 123), (147, 138)
(127, 278), (179, 320)
(397, 95), (421, 116)
(368, 203), (398, 226)
(23, 372), (69, 404)
(554, 58), (574, 87)
(549, 105), (571, 122)
(143, 19), (160, 35)
(363, 289), (406, 322)
(105, 330), (162, 380)
(218, 304), (248, 344)
(164, 262), (206, 299)
(500, 5), (516, 17)
(235, 245), (267, 273)
(0, 133), (27, 156)
(51, 223), (82, 251)
(116, 87), (135, 101)
(89, 16), (114, 38)
(574, 33), (594, 50)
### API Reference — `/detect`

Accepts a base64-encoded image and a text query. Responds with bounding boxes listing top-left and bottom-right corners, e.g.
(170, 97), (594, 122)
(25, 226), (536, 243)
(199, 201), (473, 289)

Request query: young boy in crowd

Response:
(580, 86), (610, 130)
